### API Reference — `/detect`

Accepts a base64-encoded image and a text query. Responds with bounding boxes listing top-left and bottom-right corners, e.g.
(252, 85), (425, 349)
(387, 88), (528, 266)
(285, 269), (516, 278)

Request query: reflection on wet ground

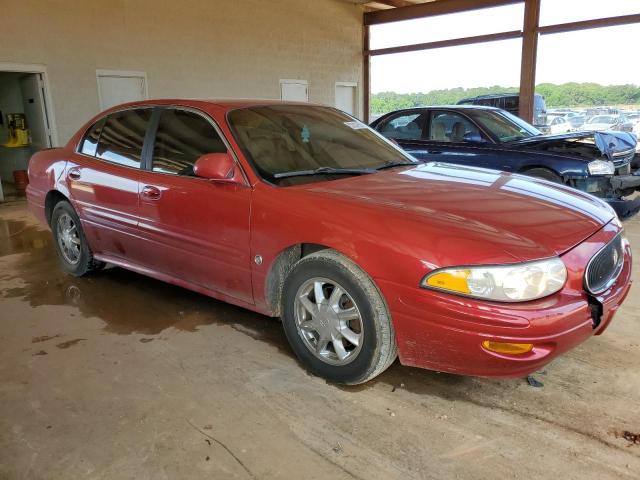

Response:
(0, 216), (472, 393)
(0, 217), (514, 393)
(0, 218), (288, 352)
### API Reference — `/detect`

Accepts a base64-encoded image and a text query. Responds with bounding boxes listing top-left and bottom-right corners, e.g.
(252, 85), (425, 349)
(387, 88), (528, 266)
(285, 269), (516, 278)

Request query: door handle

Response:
(141, 185), (161, 200)
(428, 150), (443, 154)
(67, 168), (81, 180)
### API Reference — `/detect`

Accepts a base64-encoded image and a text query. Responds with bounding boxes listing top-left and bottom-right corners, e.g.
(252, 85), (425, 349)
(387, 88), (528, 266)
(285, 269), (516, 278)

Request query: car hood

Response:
(510, 130), (637, 160)
(300, 163), (614, 264)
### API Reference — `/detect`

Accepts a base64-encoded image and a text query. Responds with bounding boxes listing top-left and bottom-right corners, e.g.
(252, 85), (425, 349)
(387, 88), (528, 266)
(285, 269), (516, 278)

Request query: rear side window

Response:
(377, 112), (426, 140)
(503, 96), (519, 110)
(79, 118), (106, 156)
(151, 109), (227, 176)
(96, 109), (151, 168)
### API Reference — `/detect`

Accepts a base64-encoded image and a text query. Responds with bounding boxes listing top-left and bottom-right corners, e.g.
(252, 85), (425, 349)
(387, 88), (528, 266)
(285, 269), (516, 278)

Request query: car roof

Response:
(103, 98), (319, 112)
(381, 105), (501, 114)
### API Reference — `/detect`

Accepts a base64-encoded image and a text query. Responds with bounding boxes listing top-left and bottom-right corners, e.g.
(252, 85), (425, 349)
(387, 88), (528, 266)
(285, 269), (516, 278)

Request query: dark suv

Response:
(457, 93), (547, 128)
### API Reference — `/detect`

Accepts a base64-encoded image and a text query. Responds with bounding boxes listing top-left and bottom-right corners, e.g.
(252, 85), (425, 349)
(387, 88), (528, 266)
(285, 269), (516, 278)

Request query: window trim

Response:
(144, 105), (250, 186)
(74, 104), (249, 185)
(428, 108), (496, 144)
(74, 105), (156, 171)
(377, 110), (428, 141)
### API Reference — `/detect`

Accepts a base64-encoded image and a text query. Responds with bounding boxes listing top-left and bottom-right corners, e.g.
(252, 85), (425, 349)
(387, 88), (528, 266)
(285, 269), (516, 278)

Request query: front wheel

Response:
(281, 250), (397, 384)
(524, 168), (563, 184)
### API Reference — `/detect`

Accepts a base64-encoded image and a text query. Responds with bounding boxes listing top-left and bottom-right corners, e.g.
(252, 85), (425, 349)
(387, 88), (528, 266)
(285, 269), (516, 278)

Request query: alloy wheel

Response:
(294, 277), (364, 365)
(56, 213), (81, 265)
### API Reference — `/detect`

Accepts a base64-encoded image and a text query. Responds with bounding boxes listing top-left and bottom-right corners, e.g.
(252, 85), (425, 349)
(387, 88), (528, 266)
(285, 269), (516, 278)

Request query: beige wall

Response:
(0, 0), (364, 145)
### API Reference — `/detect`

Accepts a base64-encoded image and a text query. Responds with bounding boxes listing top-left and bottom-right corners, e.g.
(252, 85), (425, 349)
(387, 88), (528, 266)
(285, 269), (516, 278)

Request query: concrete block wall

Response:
(0, 0), (364, 145)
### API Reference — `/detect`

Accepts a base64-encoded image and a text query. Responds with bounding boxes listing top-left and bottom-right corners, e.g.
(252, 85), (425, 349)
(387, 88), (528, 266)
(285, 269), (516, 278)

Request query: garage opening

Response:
(0, 69), (53, 201)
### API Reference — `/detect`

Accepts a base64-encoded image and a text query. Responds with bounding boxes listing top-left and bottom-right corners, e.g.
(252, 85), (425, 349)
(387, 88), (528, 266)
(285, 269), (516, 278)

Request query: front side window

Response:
(228, 105), (413, 185)
(429, 111), (483, 143)
(470, 109), (541, 142)
(96, 109), (151, 168)
(152, 109), (227, 176)
(378, 112), (426, 140)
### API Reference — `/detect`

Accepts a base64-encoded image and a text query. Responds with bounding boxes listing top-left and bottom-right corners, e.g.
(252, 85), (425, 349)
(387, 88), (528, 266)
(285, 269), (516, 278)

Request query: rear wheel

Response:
(524, 168), (563, 183)
(51, 201), (104, 276)
(281, 250), (397, 384)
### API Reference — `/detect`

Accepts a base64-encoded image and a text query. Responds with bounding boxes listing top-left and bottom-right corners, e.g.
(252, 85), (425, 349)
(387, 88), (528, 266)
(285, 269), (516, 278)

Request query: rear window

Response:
(96, 109), (152, 168)
(79, 118), (106, 156)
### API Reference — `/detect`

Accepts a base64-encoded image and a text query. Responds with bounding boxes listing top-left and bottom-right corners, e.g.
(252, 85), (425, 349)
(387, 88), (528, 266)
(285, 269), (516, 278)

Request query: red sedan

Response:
(27, 99), (632, 384)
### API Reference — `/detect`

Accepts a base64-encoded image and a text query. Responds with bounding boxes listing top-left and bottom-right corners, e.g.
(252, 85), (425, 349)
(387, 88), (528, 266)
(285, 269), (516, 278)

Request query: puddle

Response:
(0, 219), (288, 352)
(0, 218), (51, 258)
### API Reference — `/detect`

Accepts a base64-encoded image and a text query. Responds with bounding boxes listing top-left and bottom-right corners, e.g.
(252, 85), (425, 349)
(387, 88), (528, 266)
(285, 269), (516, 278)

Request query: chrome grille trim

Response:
(584, 233), (624, 295)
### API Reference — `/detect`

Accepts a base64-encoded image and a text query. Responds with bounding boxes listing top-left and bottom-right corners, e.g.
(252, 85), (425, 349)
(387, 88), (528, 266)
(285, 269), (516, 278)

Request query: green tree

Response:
(370, 83), (640, 114)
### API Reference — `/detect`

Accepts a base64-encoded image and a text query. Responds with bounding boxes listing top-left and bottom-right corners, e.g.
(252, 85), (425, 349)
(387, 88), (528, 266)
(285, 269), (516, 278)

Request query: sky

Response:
(370, 0), (640, 93)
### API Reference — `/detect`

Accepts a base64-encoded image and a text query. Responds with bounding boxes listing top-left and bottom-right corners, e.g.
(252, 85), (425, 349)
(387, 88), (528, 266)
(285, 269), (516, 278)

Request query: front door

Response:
(136, 108), (253, 303)
(421, 110), (494, 168)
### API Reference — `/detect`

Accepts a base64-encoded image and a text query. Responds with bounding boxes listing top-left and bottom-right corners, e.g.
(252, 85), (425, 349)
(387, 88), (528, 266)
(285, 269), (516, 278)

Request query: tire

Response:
(524, 168), (563, 184)
(281, 249), (397, 384)
(51, 201), (104, 277)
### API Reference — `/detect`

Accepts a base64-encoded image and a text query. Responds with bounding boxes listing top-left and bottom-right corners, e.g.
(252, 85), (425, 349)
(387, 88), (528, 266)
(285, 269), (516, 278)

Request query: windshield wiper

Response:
(273, 166), (376, 179)
(375, 160), (419, 170)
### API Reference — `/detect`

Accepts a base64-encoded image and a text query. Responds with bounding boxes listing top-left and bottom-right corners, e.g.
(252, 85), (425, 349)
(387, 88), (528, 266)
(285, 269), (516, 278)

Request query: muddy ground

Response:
(1, 199), (639, 479)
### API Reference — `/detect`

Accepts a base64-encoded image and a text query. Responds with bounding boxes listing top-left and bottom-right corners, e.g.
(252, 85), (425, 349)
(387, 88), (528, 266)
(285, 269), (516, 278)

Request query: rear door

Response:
(136, 107), (253, 303)
(67, 108), (151, 262)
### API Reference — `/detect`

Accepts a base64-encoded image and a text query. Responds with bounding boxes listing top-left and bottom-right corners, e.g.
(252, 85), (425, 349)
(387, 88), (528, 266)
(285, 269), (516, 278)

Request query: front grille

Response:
(612, 149), (635, 167)
(616, 163), (631, 175)
(584, 234), (624, 294)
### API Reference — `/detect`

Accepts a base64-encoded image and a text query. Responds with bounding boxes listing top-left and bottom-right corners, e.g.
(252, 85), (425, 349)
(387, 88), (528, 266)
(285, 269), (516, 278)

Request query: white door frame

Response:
(0, 62), (59, 147)
(96, 69), (148, 110)
(335, 81), (358, 117)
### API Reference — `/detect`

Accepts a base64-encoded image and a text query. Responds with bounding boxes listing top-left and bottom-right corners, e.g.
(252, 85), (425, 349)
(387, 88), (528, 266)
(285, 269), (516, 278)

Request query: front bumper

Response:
(573, 172), (640, 219)
(378, 222), (632, 378)
(611, 172), (640, 190)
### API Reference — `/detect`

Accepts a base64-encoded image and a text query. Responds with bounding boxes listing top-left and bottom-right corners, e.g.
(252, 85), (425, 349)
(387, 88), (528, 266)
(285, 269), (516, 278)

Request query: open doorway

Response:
(0, 64), (55, 200)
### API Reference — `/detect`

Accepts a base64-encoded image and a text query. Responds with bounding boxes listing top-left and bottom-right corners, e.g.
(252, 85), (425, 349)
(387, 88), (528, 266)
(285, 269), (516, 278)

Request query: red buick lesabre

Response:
(27, 100), (632, 384)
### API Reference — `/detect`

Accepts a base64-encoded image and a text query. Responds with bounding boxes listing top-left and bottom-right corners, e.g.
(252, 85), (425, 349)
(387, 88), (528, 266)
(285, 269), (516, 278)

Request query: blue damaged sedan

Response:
(371, 105), (640, 218)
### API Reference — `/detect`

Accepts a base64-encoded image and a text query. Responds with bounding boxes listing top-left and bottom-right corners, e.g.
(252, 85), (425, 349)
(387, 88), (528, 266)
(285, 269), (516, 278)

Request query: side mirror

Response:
(193, 152), (237, 181)
(463, 132), (486, 143)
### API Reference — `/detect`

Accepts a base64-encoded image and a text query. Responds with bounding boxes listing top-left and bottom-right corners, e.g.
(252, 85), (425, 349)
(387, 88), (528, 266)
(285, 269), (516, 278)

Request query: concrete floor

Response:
(1, 199), (639, 480)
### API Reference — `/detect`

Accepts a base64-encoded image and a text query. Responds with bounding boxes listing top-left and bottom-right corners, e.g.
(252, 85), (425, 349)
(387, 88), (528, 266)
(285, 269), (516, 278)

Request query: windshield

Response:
(588, 115), (615, 124)
(469, 109), (541, 142)
(227, 105), (414, 185)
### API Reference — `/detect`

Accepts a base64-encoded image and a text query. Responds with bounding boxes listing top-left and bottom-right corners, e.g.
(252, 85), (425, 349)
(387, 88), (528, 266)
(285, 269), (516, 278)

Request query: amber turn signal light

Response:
(482, 340), (533, 355)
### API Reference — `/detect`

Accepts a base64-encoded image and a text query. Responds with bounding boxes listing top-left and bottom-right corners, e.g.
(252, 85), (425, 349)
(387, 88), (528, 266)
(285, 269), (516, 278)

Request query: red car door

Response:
(67, 108), (152, 263)
(136, 108), (253, 304)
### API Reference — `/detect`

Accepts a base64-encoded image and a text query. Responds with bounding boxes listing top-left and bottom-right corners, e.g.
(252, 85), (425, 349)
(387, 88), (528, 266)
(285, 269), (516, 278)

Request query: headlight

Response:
(587, 159), (615, 175)
(422, 258), (567, 302)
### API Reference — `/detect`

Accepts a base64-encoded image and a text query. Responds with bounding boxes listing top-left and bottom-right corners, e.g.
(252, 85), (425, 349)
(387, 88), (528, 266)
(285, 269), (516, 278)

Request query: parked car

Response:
(456, 93), (547, 127)
(547, 115), (572, 134)
(564, 111), (586, 130)
(583, 114), (634, 133)
(371, 105), (640, 218)
(586, 107), (619, 118)
(27, 100), (632, 384)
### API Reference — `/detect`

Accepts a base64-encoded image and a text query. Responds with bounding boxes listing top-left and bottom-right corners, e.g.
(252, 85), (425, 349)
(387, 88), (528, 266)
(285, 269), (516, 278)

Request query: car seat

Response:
(431, 122), (446, 141)
(450, 122), (466, 142)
